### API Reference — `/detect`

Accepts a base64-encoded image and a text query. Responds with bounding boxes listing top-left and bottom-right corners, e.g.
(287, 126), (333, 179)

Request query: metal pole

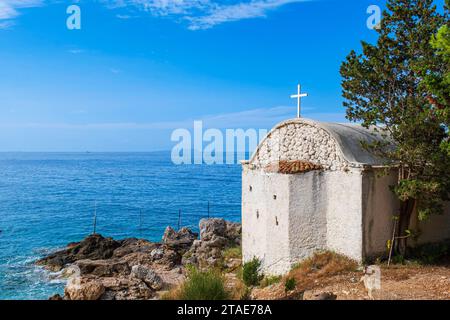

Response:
(139, 209), (143, 238)
(178, 209), (181, 230)
(207, 201), (210, 218)
(93, 201), (97, 235)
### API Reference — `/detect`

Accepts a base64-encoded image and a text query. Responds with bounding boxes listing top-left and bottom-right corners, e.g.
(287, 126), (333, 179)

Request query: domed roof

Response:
(246, 118), (390, 171)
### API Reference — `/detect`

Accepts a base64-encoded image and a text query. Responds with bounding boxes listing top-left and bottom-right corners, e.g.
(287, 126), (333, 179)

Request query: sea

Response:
(0, 152), (242, 300)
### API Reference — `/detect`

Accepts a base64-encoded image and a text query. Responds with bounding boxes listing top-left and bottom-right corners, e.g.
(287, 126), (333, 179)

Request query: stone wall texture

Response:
(249, 121), (349, 171)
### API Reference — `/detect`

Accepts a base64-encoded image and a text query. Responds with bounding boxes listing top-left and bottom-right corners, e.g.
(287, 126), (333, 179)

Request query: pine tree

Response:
(340, 0), (450, 255)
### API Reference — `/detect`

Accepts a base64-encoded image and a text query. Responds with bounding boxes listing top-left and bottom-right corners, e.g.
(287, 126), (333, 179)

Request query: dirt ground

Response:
(248, 253), (450, 300)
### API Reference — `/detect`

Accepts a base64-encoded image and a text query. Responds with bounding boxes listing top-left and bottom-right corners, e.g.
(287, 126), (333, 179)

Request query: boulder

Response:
(130, 265), (163, 290)
(36, 234), (121, 271)
(75, 259), (130, 277)
(64, 276), (154, 300)
(113, 238), (157, 258)
(64, 277), (105, 300)
(199, 218), (227, 241)
(183, 219), (242, 269)
(162, 226), (198, 253)
(225, 221), (242, 246)
(150, 248), (164, 260)
(303, 291), (337, 300)
(99, 277), (153, 300)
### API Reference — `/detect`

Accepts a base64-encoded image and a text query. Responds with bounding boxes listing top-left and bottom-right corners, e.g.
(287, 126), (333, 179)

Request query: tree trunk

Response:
(396, 198), (416, 256)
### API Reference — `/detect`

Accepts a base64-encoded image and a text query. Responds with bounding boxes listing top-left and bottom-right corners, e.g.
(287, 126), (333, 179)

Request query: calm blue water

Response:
(0, 152), (242, 300)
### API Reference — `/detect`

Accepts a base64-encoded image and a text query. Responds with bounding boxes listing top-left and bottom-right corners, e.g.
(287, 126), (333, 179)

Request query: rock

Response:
(199, 218), (227, 241)
(40, 220), (241, 300)
(64, 277), (105, 300)
(206, 235), (228, 248)
(183, 219), (242, 269)
(158, 247), (182, 268)
(130, 265), (163, 290)
(75, 259), (130, 277)
(224, 258), (241, 271)
(36, 234), (121, 271)
(113, 238), (157, 258)
(64, 276), (154, 300)
(303, 291), (337, 300)
(100, 277), (153, 300)
(49, 294), (63, 300)
(225, 221), (242, 246)
(150, 248), (164, 260)
(162, 226), (198, 253)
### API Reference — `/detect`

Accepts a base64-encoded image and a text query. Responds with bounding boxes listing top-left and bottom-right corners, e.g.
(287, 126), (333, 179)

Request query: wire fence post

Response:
(139, 209), (143, 239)
(178, 209), (181, 230)
(92, 201), (97, 235)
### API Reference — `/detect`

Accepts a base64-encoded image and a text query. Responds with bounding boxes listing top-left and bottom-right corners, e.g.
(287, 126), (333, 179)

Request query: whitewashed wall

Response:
(242, 167), (291, 275)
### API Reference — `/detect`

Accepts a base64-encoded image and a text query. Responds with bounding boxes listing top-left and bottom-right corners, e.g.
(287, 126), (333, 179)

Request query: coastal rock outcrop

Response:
(37, 219), (241, 300)
(64, 276), (106, 300)
(64, 275), (154, 300)
(130, 265), (163, 290)
(162, 226), (198, 253)
(182, 218), (241, 268)
(75, 259), (130, 277)
(36, 234), (121, 271)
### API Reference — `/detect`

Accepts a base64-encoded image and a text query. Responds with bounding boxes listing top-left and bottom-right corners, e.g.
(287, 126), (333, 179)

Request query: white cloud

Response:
(0, 20), (15, 29)
(107, 0), (309, 30)
(0, 0), (43, 29)
(68, 48), (85, 54)
(187, 0), (304, 30)
(116, 13), (132, 19)
(0, 0), (309, 30)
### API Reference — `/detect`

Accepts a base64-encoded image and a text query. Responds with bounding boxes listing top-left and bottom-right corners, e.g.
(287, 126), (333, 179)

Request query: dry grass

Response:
(251, 251), (359, 299)
(287, 251), (357, 291)
(291, 251), (357, 276)
(160, 287), (183, 300)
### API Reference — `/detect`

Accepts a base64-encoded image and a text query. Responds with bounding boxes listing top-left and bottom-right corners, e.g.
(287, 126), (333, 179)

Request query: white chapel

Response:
(241, 117), (450, 275)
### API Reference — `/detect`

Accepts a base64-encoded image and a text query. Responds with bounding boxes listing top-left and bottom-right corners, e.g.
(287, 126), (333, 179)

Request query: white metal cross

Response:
(290, 84), (308, 118)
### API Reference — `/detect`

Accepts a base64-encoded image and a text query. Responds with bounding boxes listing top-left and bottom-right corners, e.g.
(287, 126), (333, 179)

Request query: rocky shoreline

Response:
(36, 218), (241, 300)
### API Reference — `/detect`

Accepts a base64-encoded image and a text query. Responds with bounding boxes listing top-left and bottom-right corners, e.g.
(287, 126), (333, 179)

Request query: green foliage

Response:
(223, 246), (242, 260)
(391, 254), (406, 264)
(340, 0), (450, 231)
(409, 242), (449, 264)
(260, 275), (282, 288)
(177, 267), (229, 300)
(242, 257), (263, 287)
(239, 286), (252, 300)
(284, 277), (296, 292)
(424, 0), (450, 113)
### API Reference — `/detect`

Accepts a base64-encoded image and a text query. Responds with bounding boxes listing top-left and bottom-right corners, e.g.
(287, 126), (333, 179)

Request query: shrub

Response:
(176, 267), (229, 300)
(242, 257), (263, 287)
(284, 277), (296, 292)
(239, 286), (252, 300)
(409, 242), (449, 264)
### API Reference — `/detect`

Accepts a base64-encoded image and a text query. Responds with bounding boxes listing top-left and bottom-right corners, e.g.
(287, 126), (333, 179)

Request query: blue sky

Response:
(0, 0), (441, 151)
